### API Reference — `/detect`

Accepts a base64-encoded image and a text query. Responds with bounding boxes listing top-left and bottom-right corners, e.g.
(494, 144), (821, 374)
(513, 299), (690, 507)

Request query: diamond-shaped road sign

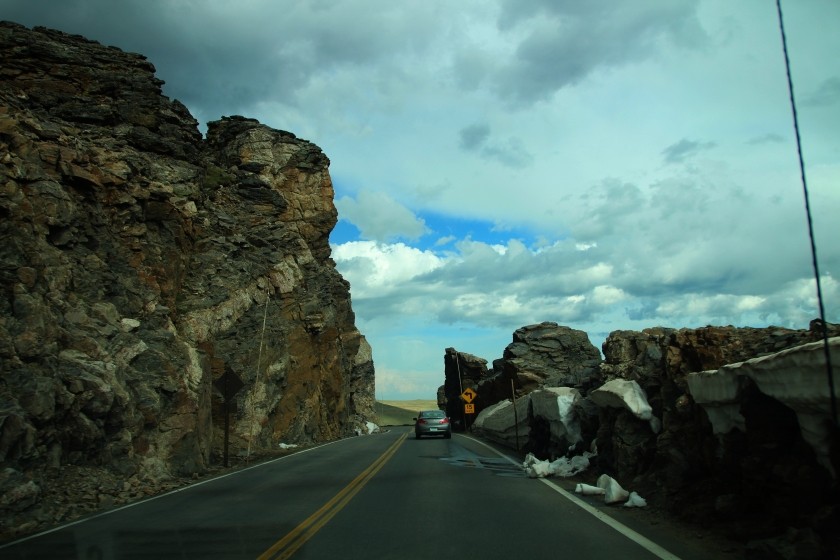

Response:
(214, 370), (244, 401)
(460, 387), (477, 404)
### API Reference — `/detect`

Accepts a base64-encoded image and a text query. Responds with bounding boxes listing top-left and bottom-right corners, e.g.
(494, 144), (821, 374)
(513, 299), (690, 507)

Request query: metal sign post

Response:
(460, 388), (477, 431)
(214, 369), (244, 467)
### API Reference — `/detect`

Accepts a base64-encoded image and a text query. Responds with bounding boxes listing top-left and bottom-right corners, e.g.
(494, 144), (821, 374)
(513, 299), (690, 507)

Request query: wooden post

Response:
(511, 379), (520, 452)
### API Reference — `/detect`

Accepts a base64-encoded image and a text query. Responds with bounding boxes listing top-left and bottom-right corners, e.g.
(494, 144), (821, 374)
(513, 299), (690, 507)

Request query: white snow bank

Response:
(472, 398), (531, 448)
(526, 456), (648, 508)
(522, 452), (594, 478)
(575, 483), (605, 496)
(354, 422), (380, 436)
(278, 443), (298, 449)
(687, 337), (840, 476)
(623, 491), (647, 508)
(530, 387), (583, 446)
(597, 474), (630, 504)
(589, 379), (661, 433)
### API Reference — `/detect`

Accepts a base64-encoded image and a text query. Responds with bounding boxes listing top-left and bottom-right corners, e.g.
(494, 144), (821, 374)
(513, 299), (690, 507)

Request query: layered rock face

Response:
(0, 19), (373, 515)
(453, 320), (840, 554)
(443, 323), (601, 409)
(442, 347), (488, 426)
(444, 323), (602, 454)
(500, 322), (602, 392)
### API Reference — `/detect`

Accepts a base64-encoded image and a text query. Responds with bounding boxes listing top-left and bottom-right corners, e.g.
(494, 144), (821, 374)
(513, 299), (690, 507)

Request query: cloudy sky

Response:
(4, 0), (838, 400)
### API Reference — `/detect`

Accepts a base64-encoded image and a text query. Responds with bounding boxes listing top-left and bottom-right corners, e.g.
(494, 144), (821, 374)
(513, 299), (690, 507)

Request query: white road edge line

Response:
(0, 434), (379, 548)
(462, 434), (682, 560)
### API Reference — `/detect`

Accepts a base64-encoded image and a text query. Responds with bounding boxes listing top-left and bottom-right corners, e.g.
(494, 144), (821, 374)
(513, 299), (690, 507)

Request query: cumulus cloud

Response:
(337, 238), (613, 329)
(331, 241), (443, 298)
(335, 190), (428, 242)
(332, 161), (832, 346)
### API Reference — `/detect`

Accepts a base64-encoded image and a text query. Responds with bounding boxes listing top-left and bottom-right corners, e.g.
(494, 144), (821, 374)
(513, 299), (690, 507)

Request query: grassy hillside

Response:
(375, 400), (439, 426)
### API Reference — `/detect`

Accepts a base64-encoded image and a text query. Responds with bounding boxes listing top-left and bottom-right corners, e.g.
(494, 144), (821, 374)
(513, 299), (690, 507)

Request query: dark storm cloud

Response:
(1, 0), (297, 122)
(490, 0), (706, 106)
(0, 0), (434, 125)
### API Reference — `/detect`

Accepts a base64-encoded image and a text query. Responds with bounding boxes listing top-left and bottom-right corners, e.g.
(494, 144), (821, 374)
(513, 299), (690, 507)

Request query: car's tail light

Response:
(440, 418), (450, 425)
(417, 419), (427, 425)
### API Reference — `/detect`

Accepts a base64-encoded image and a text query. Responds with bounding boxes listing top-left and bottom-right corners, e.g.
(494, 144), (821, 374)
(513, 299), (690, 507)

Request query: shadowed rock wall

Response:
(455, 320), (840, 555)
(0, 21), (374, 494)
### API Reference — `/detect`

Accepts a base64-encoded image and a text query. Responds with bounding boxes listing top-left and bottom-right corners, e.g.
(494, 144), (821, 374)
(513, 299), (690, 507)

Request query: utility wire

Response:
(247, 288), (272, 461)
(775, 0), (837, 427)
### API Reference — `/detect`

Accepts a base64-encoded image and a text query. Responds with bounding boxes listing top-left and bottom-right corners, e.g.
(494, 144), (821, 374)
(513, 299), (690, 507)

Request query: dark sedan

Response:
(414, 410), (452, 439)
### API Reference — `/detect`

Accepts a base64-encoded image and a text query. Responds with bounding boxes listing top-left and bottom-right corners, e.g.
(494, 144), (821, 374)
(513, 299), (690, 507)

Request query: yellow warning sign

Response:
(464, 403), (475, 414)
(460, 388), (477, 403)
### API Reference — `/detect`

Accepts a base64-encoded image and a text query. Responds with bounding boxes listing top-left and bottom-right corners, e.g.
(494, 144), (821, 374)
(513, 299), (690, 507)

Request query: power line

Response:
(775, 0), (837, 427)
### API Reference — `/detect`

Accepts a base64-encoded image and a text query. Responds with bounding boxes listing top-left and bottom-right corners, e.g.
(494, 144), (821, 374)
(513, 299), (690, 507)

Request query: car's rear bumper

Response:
(416, 428), (451, 436)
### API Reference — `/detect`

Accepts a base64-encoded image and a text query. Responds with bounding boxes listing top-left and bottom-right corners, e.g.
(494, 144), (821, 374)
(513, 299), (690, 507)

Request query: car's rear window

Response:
(420, 411), (445, 418)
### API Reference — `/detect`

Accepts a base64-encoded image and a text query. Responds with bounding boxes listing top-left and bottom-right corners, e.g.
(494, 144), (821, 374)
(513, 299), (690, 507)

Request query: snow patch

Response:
(597, 474), (630, 504)
(589, 379), (661, 433)
(624, 491), (648, 508)
(519, 450), (647, 508)
(522, 452), (594, 478)
(687, 338), (840, 476)
(575, 483), (605, 496)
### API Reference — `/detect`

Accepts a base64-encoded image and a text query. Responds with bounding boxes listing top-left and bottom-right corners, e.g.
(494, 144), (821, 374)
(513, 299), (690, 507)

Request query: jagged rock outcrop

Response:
(501, 322), (602, 392)
(442, 323), (602, 426)
(595, 322), (839, 493)
(590, 324), (839, 559)
(441, 347), (488, 426)
(0, 21), (374, 537)
(459, 319), (840, 556)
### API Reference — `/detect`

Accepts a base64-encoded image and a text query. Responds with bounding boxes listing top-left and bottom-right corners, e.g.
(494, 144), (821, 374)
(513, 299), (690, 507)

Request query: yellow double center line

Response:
(258, 432), (408, 560)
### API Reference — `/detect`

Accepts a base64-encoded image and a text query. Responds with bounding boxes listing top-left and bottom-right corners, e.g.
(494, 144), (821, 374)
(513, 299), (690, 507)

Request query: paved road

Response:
(1, 429), (733, 559)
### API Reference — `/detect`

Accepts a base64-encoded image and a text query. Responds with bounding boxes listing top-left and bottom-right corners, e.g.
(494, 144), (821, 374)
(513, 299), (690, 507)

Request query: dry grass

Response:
(379, 399), (438, 412)
(374, 400), (439, 426)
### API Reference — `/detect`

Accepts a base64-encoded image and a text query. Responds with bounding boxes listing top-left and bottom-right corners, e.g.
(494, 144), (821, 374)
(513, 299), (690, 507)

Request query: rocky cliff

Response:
(0, 21), (374, 537)
(448, 321), (840, 557)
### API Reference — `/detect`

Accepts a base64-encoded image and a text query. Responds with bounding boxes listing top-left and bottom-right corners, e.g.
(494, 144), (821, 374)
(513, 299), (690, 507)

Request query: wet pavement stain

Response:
(440, 451), (525, 477)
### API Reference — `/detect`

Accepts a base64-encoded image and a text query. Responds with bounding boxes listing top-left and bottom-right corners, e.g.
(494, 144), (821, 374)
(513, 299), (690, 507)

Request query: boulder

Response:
(442, 347), (489, 426)
(469, 386), (596, 460)
(501, 322), (602, 392)
(471, 398), (530, 450)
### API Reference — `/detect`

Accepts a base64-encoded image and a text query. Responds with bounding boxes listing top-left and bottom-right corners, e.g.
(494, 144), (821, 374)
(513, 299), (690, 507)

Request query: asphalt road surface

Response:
(1, 429), (738, 559)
